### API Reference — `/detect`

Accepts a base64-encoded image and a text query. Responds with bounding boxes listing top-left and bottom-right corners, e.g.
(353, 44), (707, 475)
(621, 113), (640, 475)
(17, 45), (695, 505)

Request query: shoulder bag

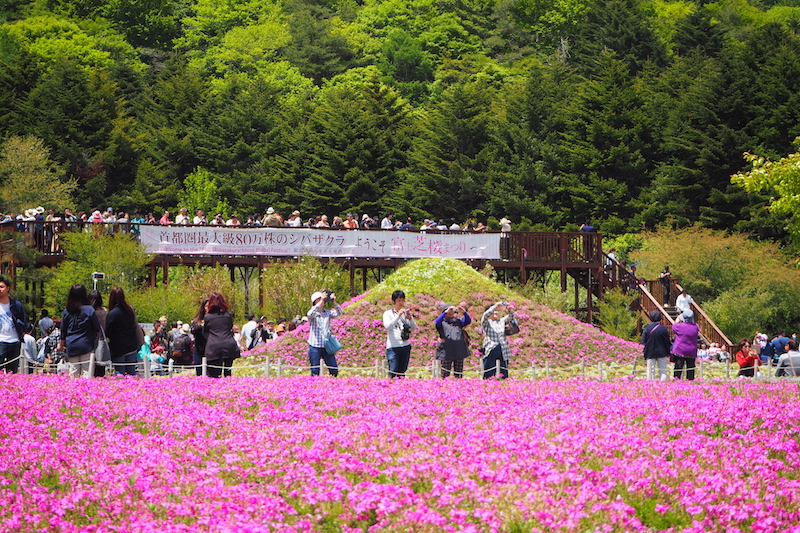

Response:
(95, 323), (112, 366)
(504, 318), (520, 336)
(324, 333), (342, 356)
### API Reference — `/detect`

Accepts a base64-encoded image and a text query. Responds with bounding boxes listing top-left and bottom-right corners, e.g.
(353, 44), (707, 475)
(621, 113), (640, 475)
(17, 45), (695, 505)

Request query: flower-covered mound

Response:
(250, 258), (640, 373)
(1, 374), (798, 532)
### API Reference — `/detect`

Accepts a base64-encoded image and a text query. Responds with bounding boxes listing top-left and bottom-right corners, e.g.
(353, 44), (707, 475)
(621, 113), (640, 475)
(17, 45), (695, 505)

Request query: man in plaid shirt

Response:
(481, 302), (515, 379)
(307, 291), (342, 376)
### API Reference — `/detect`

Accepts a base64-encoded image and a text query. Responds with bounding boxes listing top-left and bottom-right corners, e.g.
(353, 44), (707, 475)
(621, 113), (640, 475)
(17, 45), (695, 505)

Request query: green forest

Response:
(2, 0), (800, 239)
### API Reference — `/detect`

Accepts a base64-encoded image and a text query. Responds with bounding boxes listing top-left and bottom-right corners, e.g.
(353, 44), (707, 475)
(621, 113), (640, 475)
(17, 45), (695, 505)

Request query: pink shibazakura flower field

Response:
(250, 258), (641, 372)
(2, 374), (799, 532)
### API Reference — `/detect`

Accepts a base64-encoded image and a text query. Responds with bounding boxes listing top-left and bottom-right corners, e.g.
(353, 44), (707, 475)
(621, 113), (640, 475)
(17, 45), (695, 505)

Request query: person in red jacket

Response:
(735, 338), (761, 377)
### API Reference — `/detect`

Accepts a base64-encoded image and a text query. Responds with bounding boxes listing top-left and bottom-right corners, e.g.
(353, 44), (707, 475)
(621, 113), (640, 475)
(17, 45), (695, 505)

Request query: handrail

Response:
(674, 282), (733, 355)
(636, 282), (675, 337)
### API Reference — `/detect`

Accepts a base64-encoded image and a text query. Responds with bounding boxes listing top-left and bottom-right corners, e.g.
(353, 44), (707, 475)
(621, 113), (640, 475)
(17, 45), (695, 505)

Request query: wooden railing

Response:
(0, 221), (606, 264)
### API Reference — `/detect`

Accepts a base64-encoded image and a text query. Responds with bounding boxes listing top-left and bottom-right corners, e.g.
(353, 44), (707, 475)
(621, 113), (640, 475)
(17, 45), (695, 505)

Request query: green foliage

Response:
(126, 265), (236, 323)
(0, 135), (75, 213)
(733, 137), (800, 244)
(259, 255), (350, 322)
(44, 232), (151, 313)
(630, 225), (800, 341)
(182, 167), (231, 217)
(598, 288), (637, 341)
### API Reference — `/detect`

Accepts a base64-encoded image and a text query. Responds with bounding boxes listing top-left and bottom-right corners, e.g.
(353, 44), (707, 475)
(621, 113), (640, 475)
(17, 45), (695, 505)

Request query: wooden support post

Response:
(581, 359), (586, 377)
(726, 358), (731, 379)
(168, 359), (174, 377)
(495, 359), (501, 378)
(143, 352), (151, 378)
(586, 269), (593, 323)
(202, 357), (208, 377)
(88, 351), (96, 379)
(265, 356), (270, 378)
(162, 256), (169, 285)
(598, 361), (603, 380)
(349, 259), (356, 298)
(546, 360), (550, 378)
(699, 361), (704, 381)
(278, 359), (283, 377)
(258, 258), (265, 310)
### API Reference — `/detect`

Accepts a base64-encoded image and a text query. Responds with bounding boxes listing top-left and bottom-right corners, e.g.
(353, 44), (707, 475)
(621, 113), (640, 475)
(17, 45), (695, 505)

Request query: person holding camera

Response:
(434, 302), (472, 378)
(382, 290), (418, 379)
(307, 290), (343, 376)
(481, 301), (515, 379)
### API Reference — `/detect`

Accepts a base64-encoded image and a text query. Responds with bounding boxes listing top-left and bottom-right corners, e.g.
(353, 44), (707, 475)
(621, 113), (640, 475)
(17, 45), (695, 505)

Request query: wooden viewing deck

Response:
(0, 221), (731, 352)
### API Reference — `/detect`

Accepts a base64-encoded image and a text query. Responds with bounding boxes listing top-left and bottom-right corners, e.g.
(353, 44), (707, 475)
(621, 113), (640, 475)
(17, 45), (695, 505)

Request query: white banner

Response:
(140, 226), (502, 259)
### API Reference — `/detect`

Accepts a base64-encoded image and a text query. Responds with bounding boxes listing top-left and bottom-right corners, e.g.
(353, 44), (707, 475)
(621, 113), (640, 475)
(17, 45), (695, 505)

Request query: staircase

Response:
(572, 254), (733, 354)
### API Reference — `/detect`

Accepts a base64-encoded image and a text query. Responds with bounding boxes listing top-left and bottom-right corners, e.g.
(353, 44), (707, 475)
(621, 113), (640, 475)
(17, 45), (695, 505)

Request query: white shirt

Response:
(240, 320), (258, 349)
(381, 217), (393, 229)
(675, 294), (693, 313)
(193, 215), (206, 225)
(287, 216), (302, 227)
(500, 218), (511, 232)
(175, 214), (189, 225)
(383, 308), (417, 348)
(0, 302), (17, 343)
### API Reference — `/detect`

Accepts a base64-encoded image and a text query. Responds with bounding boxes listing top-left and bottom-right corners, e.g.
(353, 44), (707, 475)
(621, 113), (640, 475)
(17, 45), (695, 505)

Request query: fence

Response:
(11, 351), (797, 382)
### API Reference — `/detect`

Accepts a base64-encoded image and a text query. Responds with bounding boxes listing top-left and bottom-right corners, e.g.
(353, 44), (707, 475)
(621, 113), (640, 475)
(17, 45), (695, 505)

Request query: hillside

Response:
(245, 258), (640, 373)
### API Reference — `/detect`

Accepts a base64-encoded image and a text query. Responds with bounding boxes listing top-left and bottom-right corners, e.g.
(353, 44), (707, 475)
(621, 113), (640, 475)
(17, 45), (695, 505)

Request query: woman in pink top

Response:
(159, 211), (171, 225)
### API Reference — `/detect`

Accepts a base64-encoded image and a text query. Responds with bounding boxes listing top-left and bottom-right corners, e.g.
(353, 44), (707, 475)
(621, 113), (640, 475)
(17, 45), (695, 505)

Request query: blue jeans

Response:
(386, 345), (412, 378)
(309, 346), (338, 376)
(112, 351), (139, 376)
(0, 342), (20, 373)
(482, 345), (508, 379)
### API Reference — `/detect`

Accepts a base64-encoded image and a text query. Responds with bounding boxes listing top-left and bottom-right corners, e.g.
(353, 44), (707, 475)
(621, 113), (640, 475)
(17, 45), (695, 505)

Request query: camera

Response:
(92, 272), (105, 280)
(400, 324), (412, 341)
(323, 290), (334, 303)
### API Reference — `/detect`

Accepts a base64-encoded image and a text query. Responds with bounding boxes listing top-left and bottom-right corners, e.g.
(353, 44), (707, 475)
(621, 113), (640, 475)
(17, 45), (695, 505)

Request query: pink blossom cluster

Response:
(1, 374), (798, 532)
(250, 290), (642, 371)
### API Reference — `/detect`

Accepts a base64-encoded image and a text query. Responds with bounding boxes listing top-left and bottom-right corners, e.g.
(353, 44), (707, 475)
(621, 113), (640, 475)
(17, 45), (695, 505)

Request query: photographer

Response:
(481, 301), (515, 379)
(382, 290), (418, 379)
(307, 290), (343, 376)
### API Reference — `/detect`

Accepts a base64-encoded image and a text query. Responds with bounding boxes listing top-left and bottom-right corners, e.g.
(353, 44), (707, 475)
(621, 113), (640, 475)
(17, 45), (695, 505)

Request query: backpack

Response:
(760, 341), (774, 360)
(171, 334), (193, 364)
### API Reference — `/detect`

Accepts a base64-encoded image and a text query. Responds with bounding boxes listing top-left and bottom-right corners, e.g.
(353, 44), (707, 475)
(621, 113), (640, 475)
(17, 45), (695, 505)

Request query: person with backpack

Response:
(170, 323), (194, 367)
(641, 310), (671, 381)
(240, 314), (258, 351)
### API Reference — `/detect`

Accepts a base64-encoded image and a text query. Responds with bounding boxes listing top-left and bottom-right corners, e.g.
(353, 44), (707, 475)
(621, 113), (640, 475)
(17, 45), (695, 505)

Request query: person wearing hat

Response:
(641, 310), (671, 381)
(286, 210), (302, 227)
(307, 290), (343, 376)
(434, 301), (472, 378)
(263, 207), (281, 227)
(360, 214), (375, 229)
(672, 310), (699, 380)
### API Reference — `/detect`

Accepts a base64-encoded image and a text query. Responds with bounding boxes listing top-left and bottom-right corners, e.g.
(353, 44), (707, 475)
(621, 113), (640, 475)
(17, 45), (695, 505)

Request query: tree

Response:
(396, 79), (495, 220)
(0, 136), (76, 213)
(732, 137), (800, 243)
(183, 167), (231, 217)
(44, 232), (151, 313)
(300, 79), (415, 217)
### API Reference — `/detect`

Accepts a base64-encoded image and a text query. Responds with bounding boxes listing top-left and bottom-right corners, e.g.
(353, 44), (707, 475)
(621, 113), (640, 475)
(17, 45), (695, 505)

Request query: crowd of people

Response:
(641, 308), (800, 380)
(0, 206), (514, 234)
(4, 268), (800, 380)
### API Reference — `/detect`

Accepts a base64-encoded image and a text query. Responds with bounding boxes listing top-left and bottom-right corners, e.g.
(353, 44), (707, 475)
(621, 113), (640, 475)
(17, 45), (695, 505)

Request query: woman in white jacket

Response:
(382, 290), (417, 378)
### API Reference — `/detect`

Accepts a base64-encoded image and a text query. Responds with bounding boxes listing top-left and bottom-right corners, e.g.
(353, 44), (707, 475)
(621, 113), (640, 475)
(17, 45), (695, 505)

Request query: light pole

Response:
(92, 272), (105, 291)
